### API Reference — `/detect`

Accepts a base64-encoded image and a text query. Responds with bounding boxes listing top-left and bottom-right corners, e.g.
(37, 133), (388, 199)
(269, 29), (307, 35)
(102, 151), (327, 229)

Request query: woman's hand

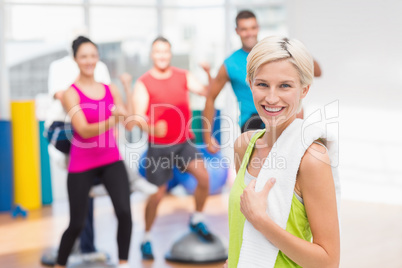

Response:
(110, 104), (127, 122)
(240, 178), (276, 225)
(222, 259), (228, 268)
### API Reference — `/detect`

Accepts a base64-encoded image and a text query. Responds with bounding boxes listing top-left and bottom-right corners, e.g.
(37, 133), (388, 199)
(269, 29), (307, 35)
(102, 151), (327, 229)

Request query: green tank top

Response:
(228, 130), (312, 268)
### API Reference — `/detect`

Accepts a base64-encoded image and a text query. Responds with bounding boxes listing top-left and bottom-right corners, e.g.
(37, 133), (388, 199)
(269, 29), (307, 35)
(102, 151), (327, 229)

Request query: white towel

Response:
(237, 119), (341, 268)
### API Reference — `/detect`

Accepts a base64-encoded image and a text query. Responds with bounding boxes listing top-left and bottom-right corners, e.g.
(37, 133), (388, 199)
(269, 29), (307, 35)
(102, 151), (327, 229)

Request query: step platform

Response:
(41, 248), (113, 267)
(165, 231), (227, 264)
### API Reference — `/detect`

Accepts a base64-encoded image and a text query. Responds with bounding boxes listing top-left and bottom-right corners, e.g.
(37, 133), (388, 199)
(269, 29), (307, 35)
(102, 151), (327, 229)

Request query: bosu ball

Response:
(41, 248), (58, 267)
(67, 262), (115, 268)
(165, 232), (227, 263)
(40, 247), (112, 268)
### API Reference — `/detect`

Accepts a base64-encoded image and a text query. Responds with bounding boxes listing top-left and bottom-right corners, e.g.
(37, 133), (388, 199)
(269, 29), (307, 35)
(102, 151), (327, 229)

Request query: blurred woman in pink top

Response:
(55, 36), (131, 268)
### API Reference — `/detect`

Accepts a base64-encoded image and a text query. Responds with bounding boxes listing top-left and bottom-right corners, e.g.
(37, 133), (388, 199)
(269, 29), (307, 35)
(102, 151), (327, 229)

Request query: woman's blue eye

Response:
(257, 83), (268, 87)
(281, 84), (291, 88)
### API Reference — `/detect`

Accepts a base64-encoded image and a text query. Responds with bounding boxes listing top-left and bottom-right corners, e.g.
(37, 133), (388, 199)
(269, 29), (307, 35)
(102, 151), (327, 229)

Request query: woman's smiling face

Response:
(250, 59), (309, 128)
(74, 42), (99, 77)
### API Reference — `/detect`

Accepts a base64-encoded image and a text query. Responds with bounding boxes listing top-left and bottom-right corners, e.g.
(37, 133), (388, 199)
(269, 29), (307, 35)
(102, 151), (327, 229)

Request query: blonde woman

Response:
(227, 36), (340, 268)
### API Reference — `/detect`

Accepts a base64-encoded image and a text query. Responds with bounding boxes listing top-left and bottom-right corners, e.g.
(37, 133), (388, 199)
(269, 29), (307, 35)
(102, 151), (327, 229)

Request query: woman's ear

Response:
(248, 79), (253, 89)
(301, 85), (310, 99)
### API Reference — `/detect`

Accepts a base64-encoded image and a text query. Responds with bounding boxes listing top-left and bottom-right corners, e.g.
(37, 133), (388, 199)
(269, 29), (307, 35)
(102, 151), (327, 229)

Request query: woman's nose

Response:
(265, 89), (280, 104)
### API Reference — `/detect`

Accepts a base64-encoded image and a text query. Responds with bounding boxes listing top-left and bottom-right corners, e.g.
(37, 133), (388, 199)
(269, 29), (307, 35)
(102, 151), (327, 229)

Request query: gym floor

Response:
(0, 193), (401, 268)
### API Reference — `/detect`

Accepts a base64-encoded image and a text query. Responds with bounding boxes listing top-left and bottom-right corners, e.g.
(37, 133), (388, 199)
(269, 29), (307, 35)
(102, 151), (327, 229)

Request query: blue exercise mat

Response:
(0, 120), (14, 212)
(39, 121), (52, 205)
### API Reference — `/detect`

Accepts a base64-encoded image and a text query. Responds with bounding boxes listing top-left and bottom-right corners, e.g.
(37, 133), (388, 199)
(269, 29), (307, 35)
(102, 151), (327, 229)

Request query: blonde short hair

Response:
(246, 36), (314, 87)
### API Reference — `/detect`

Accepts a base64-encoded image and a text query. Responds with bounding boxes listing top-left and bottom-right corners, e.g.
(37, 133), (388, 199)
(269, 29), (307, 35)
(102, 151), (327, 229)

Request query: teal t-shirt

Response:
(224, 49), (258, 127)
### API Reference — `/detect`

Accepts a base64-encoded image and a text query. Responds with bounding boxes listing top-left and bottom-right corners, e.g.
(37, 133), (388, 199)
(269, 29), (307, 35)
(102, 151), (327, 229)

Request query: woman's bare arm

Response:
(109, 83), (130, 130)
(63, 87), (117, 139)
(240, 143), (340, 268)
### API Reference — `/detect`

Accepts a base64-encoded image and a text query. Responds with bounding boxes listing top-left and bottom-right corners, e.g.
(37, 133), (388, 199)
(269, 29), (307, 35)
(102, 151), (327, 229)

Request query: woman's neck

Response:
(76, 73), (96, 86)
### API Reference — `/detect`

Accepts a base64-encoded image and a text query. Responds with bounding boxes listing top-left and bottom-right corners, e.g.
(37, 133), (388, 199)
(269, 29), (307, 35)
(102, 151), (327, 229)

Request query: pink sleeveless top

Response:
(68, 83), (121, 173)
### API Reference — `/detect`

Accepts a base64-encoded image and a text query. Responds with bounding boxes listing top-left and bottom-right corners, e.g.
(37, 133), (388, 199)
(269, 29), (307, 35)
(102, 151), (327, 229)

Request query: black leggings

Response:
(57, 161), (132, 265)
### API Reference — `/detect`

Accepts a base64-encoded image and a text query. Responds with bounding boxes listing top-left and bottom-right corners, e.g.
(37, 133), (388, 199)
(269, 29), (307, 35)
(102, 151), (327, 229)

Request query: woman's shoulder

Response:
(297, 140), (337, 218)
(301, 141), (330, 168)
(234, 130), (259, 156)
(61, 86), (81, 112)
(64, 86), (79, 100)
(107, 83), (118, 93)
(233, 131), (255, 171)
(298, 140), (331, 186)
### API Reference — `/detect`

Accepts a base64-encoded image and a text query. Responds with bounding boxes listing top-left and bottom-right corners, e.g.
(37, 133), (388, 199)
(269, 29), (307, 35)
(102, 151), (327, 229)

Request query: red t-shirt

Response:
(139, 67), (194, 144)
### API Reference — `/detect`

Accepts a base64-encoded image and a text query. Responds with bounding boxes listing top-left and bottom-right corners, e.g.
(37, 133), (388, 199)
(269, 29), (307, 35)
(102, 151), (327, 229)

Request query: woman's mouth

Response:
(262, 105), (285, 116)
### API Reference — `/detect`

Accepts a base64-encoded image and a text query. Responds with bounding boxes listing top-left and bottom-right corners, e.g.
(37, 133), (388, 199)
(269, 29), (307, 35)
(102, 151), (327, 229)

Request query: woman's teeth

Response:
(264, 106), (283, 112)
